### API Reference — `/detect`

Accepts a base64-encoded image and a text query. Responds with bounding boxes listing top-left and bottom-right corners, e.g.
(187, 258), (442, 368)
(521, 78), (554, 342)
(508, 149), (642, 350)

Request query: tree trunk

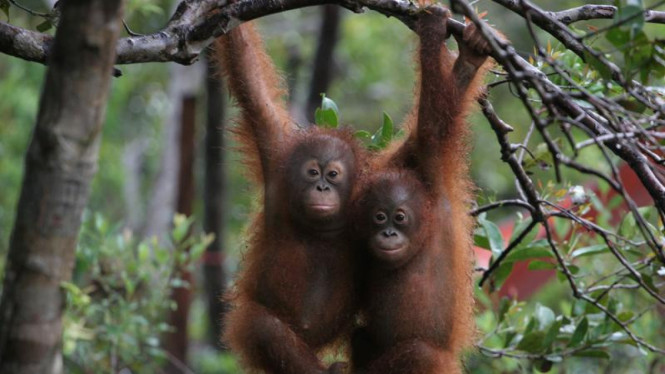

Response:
(305, 5), (342, 122)
(164, 95), (197, 373)
(202, 51), (229, 349)
(142, 63), (204, 239)
(0, 1), (123, 373)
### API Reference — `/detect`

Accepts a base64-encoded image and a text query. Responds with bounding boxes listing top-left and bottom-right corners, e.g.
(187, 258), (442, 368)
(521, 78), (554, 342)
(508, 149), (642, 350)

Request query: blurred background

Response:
(1, 0), (664, 373)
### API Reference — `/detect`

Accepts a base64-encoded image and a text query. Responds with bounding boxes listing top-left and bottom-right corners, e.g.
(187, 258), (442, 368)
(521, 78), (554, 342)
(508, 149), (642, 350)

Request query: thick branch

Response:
(504, 1), (665, 25)
(0, 21), (52, 63)
(0, 0), (425, 65)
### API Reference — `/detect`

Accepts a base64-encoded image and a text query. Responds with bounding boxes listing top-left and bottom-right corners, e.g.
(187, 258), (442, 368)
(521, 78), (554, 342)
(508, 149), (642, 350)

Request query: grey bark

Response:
(2, 0), (665, 68)
(0, 1), (124, 373)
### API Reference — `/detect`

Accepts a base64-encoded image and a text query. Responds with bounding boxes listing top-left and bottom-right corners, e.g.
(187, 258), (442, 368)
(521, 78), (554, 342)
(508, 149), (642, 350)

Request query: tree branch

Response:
(5, 0), (663, 67)
(0, 0), (424, 65)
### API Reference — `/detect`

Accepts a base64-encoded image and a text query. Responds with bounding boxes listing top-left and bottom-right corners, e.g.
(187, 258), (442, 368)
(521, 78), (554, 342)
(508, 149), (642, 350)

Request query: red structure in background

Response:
(475, 163), (654, 300)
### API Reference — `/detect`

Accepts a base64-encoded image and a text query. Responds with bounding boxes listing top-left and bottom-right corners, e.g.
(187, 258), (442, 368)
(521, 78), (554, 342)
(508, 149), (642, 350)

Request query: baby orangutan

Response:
(352, 6), (492, 374)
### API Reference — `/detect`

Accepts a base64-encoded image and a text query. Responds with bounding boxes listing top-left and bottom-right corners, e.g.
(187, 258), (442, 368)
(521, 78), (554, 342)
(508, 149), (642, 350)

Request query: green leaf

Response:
(516, 331), (546, 353)
(524, 316), (537, 335)
(606, 27), (630, 48)
(354, 130), (372, 140)
(95, 213), (108, 235)
(368, 112), (398, 150)
(37, 20), (53, 32)
(615, 0), (645, 36)
(190, 233), (214, 261)
(535, 359), (553, 373)
(172, 214), (194, 243)
(509, 218), (536, 244)
(504, 244), (553, 262)
(479, 217), (504, 258)
(497, 297), (511, 323)
(534, 304), (555, 330)
(641, 272), (659, 293)
(314, 108), (339, 129)
(528, 260), (557, 271)
(138, 242), (150, 262)
(617, 311), (634, 322)
(542, 320), (562, 350)
(380, 112), (394, 145)
(583, 51), (612, 81)
(493, 261), (514, 290)
(569, 317), (588, 347)
(573, 349), (610, 359)
(314, 94), (339, 128)
(503, 331), (517, 348)
(0, 0), (9, 20)
(474, 231), (491, 250)
(570, 244), (608, 259)
(321, 94), (339, 113)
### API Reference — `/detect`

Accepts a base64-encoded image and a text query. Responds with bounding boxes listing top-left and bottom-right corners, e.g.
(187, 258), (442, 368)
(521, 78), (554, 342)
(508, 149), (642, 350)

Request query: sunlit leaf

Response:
(535, 304), (555, 330)
(380, 112), (394, 145)
(354, 130), (372, 140)
(314, 94), (339, 128)
(479, 217), (504, 258)
(570, 244), (608, 259)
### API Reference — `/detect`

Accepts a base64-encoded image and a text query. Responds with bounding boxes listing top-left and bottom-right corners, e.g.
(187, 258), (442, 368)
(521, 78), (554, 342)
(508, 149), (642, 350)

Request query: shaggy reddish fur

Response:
(352, 8), (492, 374)
(215, 24), (367, 374)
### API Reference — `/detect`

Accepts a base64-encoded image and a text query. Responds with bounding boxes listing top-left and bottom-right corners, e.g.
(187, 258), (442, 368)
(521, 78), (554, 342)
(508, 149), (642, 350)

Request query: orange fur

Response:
(353, 8), (491, 374)
(216, 22), (368, 374)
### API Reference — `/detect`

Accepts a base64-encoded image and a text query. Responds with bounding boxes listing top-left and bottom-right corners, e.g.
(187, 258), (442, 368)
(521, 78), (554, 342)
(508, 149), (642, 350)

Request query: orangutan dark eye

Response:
(374, 212), (387, 224)
(395, 212), (407, 223)
(308, 169), (319, 176)
(328, 170), (338, 178)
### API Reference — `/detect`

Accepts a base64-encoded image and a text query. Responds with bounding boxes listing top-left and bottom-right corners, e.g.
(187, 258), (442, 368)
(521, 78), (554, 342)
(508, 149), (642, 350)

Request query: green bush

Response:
(62, 213), (211, 373)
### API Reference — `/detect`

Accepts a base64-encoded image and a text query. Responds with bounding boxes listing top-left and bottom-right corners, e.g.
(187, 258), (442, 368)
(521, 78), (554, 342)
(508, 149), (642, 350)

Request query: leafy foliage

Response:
(1, 0), (665, 373)
(62, 213), (212, 373)
(315, 95), (403, 150)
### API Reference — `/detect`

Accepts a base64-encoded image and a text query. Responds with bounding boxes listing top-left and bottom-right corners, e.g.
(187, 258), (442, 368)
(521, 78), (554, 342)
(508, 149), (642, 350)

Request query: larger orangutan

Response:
(215, 23), (365, 374)
(352, 7), (491, 374)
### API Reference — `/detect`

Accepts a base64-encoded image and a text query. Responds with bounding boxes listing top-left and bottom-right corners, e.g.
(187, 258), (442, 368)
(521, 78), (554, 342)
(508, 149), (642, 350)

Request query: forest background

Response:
(1, 0), (665, 373)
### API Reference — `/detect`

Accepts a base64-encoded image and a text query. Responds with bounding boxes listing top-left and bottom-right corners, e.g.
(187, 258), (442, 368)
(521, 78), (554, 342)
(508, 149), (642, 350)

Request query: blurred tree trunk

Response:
(305, 5), (342, 122)
(142, 60), (204, 239)
(164, 95), (197, 373)
(202, 51), (229, 349)
(286, 43), (304, 121)
(0, 1), (123, 373)
(123, 139), (148, 232)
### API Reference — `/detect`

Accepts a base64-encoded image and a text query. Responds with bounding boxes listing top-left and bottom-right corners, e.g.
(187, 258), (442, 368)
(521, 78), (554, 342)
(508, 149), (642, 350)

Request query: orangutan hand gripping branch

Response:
(352, 6), (491, 374)
(215, 24), (366, 374)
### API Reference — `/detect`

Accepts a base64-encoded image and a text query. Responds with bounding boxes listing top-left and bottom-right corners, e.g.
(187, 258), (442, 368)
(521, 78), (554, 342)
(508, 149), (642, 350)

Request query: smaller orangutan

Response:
(352, 6), (492, 374)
